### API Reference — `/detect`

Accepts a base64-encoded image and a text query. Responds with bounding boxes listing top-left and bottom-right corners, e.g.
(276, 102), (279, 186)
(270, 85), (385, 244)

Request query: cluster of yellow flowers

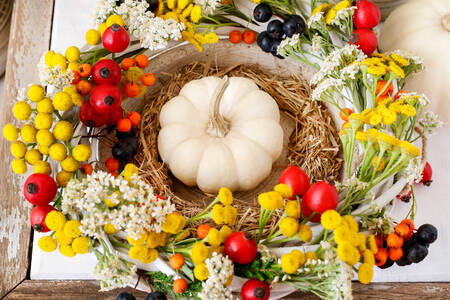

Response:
(280, 249), (318, 274)
(320, 210), (377, 284)
(311, 0), (351, 25)
(279, 200), (313, 243)
(38, 211), (89, 257)
(211, 187), (237, 226)
(128, 230), (167, 264)
(361, 52), (409, 78)
(3, 83), (91, 179)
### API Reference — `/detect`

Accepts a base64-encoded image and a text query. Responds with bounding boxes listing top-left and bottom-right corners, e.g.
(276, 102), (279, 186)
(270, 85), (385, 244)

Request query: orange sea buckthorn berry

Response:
(124, 82), (140, 98)
(386, 232), (403, 248)
(76, 80), (92, 96)
(135, 54), (149, 68)
(388, 247), (403, 261)
(242, 29), (256, 44)
(400, 219), (415, 233)
(117, 118), (132, 132)
(375, 234), (383, 248)
(173, 278), (188, 294)
(395, 223), (410, 237)
(127, 111), (141, 126)
(228, 30), (242, 44)
(121, 57), (136, 71)
(169, 253), (185, 270)
(105, 157), (119, 172)
(376, 80), (394, 97)
(80, 163), (93, 175)
(197, 224), (211, 239)
(339, 108), (353, 121)
(376, 95), (390, 105)
(78, 64), (92, 77)
(374, 247), (388, 266)
(72, 72), (81, 84)
(141, 73), (156, 86)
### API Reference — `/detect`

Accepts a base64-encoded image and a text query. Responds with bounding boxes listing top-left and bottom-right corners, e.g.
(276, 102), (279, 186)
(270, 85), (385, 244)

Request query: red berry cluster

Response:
(349, 0), (381, 55)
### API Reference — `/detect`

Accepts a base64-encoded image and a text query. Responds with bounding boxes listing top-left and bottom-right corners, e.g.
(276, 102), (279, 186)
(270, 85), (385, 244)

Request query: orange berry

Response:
(121, 57), (136, 71)
(375, 234), (383, 248)
(169, 253), (185, 270)
(400, 219), (415, 233)
(173, 278), (188, 294)
(386, 232), (403, 248)
(394, 89), (407, 100)
(376, 80), (393, 97)
(242, 29), (256, 44)
(76, 80), (92, 96)
(197, 224), (211, 239)
(339, 108), (353, 121)
(374, 247), (388, 266)
(78, 64), (92, 77)
(117, 118), (132, 132)
(124, 82), (140, 98)
(127, 111), (141, 126)
(80, 163), (93, 175)
(141, 73), (156, 86)
(388, 247), (403, 261)
(135, 54), (149, 68)
(395, 223), (410, 237)
(376, 95), (390, 105)
(228, 30), (242, 44)
(341, 121), (349, 130)
(72, 72), (81, 84)
(105, 157), (119, 171)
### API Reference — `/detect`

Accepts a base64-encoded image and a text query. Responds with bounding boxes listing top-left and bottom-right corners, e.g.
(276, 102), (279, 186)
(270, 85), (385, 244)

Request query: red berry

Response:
(224, 232), (257, 265)
(23, 174), (57, 206)
(349, 28), (378, 55)
(80, 163), (93, 175)
(30, 204), (55, 232)
(303, 180), (338, 214)
(420, 162), (432, 186)
(242, 30), (257, 44)
(353, 0), (381, 29)
(79, 101), (109, 127)
(374, 247), (388, 266)
(241, 279), (270, 300)
(105, 157), (119, 172)
(278, 165), (310, 199)
(229, 30), (242, 44)
(90, 84), (122, 114)
(102, 24), (130, 53)
(388, 247), (403, 261)
(92, 59), (122, 85)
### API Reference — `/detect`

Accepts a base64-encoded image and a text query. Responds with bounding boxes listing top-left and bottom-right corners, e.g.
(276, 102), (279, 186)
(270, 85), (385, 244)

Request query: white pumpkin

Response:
(380, 0), (450, 121)
(158, 76), (283, 193)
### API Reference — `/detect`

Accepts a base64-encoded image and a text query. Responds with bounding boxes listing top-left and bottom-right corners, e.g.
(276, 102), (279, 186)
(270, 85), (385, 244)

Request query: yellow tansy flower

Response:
(321, 210), (342, 230)
(279, 217), (299, 237)
(367, 234), (378, 253)
(399, 141), (420, 156)
(285, 200), (301, 218)
(333, 0), (351, 11)
(219, 187), (233, 205)
(72, 236), (90, 254)
(206, 228), (222, 247)
(191, 242), (208, 265)
(45, 211), (67, 231)
(371, 155), (386, 171)
(258, 191), (284, 210)
(358, 263), (374, 284)
(59, 244), (76, 257)
(212, 204), (225, 225)
(274, 183), (293, 198)
(311, 3), (332, 16)
(388, 61), (405, 78)
(38, 236), (58, 252)
(400, 105), (416, 117)
(194, 263), (210, 281)
(190, 5), (202, 23)
(127, 232), (148, 246)
(220, 225), (232, 243)
(325, 8), (337, 24)
(390, 53), (409, 67)
(281, 253), (300, 274)
(291, 250), (306, 266)
(305, 251), (318, 262)
(363, 249), (375, 266)
(298, 224), (312, 242)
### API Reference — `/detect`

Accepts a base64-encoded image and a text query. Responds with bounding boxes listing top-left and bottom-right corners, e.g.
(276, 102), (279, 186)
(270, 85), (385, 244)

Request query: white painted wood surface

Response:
(29, 0), (450, 283)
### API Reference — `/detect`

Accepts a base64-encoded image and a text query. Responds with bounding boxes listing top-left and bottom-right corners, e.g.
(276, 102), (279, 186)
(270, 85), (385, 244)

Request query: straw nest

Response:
(134, 62), (343, 233)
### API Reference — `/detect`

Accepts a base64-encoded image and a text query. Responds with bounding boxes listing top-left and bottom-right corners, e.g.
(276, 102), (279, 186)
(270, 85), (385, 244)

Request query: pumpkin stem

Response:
(207, 76), (231, 138)
(442, 13), (450, 32)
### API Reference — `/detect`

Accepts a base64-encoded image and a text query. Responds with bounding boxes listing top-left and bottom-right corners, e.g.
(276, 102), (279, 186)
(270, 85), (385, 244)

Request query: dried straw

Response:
(135, 62), (343, 233)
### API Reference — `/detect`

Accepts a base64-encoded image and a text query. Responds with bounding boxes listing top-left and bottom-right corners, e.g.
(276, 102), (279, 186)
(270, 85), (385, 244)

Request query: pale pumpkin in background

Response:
(380, 0), (450, 122)
(158, 76), (283, 194)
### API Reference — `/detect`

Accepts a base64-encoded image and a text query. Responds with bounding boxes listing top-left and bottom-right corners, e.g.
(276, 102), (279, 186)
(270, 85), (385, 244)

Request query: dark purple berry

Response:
(282, 15), (306, 37)
(112, 142), (134, 163)
(257, 31), (273, 53)
(253, 4), (272, 23)
(406, 242), (428, 263)
(145, 291), (167, 300)
(417, 224), (438, 244)
(379, 258), (394, 269)
(116, 292), (136, 300)
(267, 20), (284, 38)
(395, 255), (412, 266)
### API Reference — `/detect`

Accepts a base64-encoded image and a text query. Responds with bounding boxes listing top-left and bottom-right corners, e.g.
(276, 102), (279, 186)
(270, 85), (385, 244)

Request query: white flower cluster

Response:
(257, 244), (277, 263)
(194, 0), (221, 16)
(94, 250), (137, 291)
(94, 0), (118, 26)
(403, 157), (425, 185)
(311, 77), (344, 101)
(388, 49), (425, 74)
(62, 171), (175, 239)
(311, 44), (366, 85)
(198, 253), (234, 300)
(361, 211), (395, 234)
(419, 111), (442, 135)
(37, 54), (74, 92)
(277, 33), (301, 55)
(331, 6), (356, 31)
(307, 12), (325, 30)
(312, 34), (327, 53)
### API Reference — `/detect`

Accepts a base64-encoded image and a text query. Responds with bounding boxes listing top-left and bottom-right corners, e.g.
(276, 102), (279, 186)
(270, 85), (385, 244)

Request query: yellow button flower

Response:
(11, 141), (27, 158)
(291, 249), (306, 266)
(129, 245), (149, 261)
(274, 183), (293, 198)
(21, 124), (37, 143)
(72, 236), (90, 254)
(190, 5), (202, 22)
(194, 262), (209, 281)
(3, 123), (18, 141)
(358, 233), (367, 251)
(71, 93), (84, 107)
(65, 46), (80, 62)
(388, 61), (405, 78)
(59, 244), (76, 257)
(337, 241), (357, 264)
(212, 204), (225, 225)
(12, 159), (27, 174)
(49, 143), (67, 161)
(367, 234), (378, 253)
(363, 249), (375, 266)
(321, 210), (342, 230)
(53, 91), (73, 111)
(53, 53), (67, 70)
(298, 223), (312, 242)
(305, 251), (317, 262)
(325, 8), (337, 24)
(334, 223), (351, 244)
(123, 163), (139, 180)
(61, 156), (80, 172)
(104, 223), (119, 234)
(281, 253), (300, 274)
(358, 263), (374, 284)
(371, 156), (386, 172)
(333, 0), (351, 11)
(191, 242), (208, 265)
(311, 3), (332, 16)
(38, 145), (50, 155)
(64, 220), (82, 238)
(285, 200), (300, 218)
(399, 141), (420, 156)
(127, 232), (149, 246)
(206, 228), (221, 247)
(224, 205), (237, 226)
(390, 53), (409, 67)
(44, 50), (55, 67)
(140, 248), (158, 264)
(28, 84), (45, 102)
(147, 231), (166, 248)
(219, 187), (233, 205)
(342, 215), (358, 233)
(13, 101), (32, 120)
(38, 236), (57, 252)
(56, 171), (72, 187)
(86, 29), (100, 45)
(400, 105), (416, 117)
(34, 160), (51, 174)
(25, 149), (43, 165)
(220, 225), (232, 243)
(98, 23), (107, 36)
(55, 230), (73, 245)
(36, 129), (54, 146)
(45, 211), (67, 231)
(106, 14), (125, 27)
(280, 217), (299, 237)
(72, 144), (92, 162)
(162, 213), (185, 234)
(35, 113), (54, 130)
(258, 191), (283, 210)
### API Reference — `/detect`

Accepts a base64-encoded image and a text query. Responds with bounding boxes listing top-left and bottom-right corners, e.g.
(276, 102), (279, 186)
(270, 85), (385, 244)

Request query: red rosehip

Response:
(224, 232), (257, 265)
(241, 279), (270, 300)
(102, 24), (130, 53)
(353, 0), (381, 29)
(90, 84), (122, 114)
(30, 204), (55, 232)
(92, 59), (122, 85)
(24, 174), (57, 206)
(79, 101), (109, 127)
(349, 28), (378, 55)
